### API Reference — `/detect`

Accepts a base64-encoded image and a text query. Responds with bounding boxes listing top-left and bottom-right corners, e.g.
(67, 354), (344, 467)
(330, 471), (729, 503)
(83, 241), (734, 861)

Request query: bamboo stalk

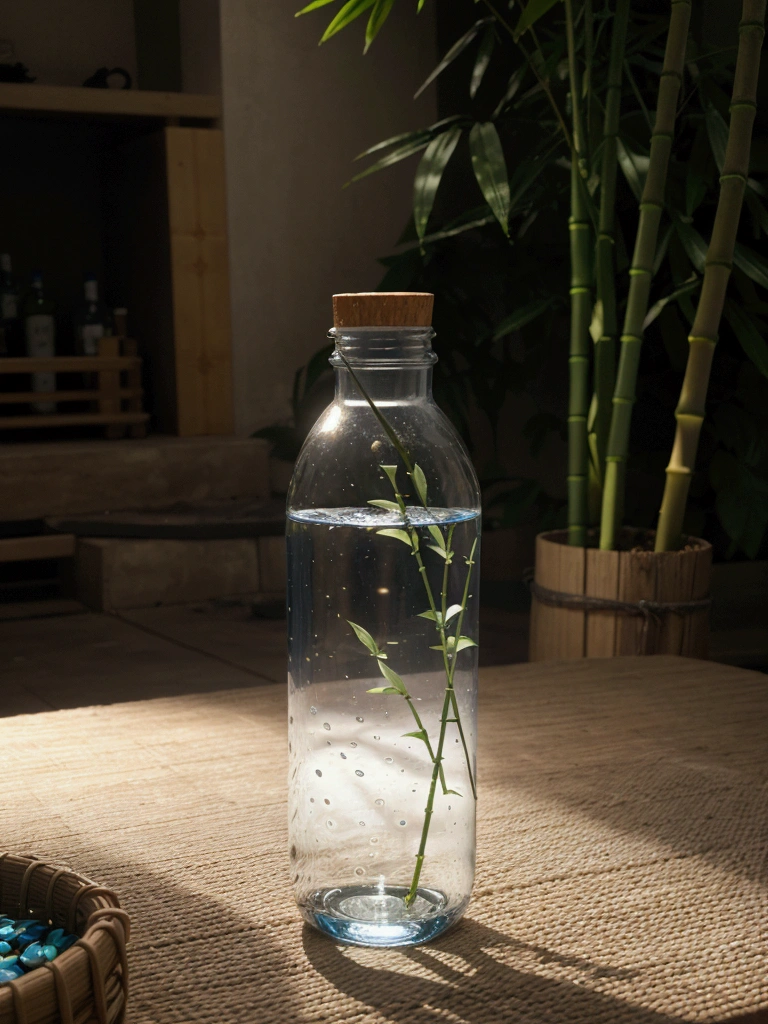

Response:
(566, 0), (592, 547)
(593, 0), (631, 484)
(655, 2), (766, 552)
(599, 0), (692, 550)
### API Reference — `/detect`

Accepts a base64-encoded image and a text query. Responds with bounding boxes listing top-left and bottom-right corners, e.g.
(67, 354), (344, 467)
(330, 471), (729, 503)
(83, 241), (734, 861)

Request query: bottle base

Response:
(301, 885), (465, 947)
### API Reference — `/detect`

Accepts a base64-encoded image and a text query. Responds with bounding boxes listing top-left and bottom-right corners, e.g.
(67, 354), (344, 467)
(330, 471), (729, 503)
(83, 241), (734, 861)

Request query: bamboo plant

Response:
(655, 2), (767, 551)
(599, 0), (692, 550)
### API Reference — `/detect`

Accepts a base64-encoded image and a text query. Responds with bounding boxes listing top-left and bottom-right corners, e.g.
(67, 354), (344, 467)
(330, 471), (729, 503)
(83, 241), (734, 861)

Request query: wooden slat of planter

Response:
(656, 549), (690, 655)
(684, 543), (713, 657)
(0, 356), (140, 373)
(557, 537), (586, 658)
(0, 534), (75, 563)
(0, 413), (149, 429)
(616, 548), (656, 655)
(585, 547), (620, 657)
(0, 388), (142, 404)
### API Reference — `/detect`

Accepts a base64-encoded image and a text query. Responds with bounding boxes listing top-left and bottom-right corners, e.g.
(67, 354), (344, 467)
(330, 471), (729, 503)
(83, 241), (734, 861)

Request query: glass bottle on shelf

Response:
(287, 292), (481, 948)
(22, 271), (56, 414)
(0, 253), (19, 357)
(75, 274), (112, 356)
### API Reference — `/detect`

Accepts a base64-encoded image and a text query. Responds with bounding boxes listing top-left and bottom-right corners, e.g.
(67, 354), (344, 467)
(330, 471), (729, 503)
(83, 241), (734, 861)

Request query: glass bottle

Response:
(0, 253), (19, 356)
(287, 292), (481, 947)
(22, 272), (56, 414)
(75, 274), (112, 355)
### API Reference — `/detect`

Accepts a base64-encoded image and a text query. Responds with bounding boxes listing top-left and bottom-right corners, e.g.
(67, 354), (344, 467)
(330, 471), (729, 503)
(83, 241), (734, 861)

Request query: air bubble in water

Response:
(315, 770), (322, 777)
(355, 770), (364, 777)
(385, 757), (393, 764)
(399, 820), (406, 826)
(373, 735), (380, 740)
(354, 867), (365, 876)
(326, 819), (335, 828)
(340, 753), (347, 760)
(324, 798), (330, 805)
(356, 716), (364, 723)
(323, 723), (331, 731)
(358, 821), (365, 826)
(375, 798), (384, 806)
(350, 742), (358, 748)
(310, 707), (317, 715)
(370, 837), (378, 844)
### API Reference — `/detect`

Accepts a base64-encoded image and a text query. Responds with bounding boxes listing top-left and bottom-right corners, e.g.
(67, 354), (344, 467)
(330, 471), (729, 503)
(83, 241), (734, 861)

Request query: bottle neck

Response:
(329, 326), (436, 403)
(84, 279), (98, 303)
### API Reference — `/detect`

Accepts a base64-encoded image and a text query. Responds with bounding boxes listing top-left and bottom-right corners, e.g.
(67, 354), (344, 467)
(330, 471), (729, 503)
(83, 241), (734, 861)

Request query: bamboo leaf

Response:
(445, 604), (464, 623)
(320, 0), (376, 42)
(616, 138), (648, 201)
(675, 220), (708, 274)
(365, 0), (395, 50)
(710, 449), (768, 559)
(469, 122), (510, 236)
(724, 301), (768, 380)
(347, 620), (379, 655)
(733, 243), (768, 290)
(417, 0), (426, 10)
(643, 275), (700, 330)
(455, 636), (478, 652)
(418, 609), (440, 622)
(366, 686), (401, 694)
(348, 137), (431, 184)
(515, 0), (562, 38)
(443, 788), (463, 796)
(492, 65), (526, 119)
(589, 300), (603, 345)
(411, 464), (428, 504)
(377, 528), (412, 545)
(403, 730), (429, 742)
(355, 127), (431, 161)
(296, 0), (338, 16)
(429, 643), (446, 651)
(470, 24), (495, 99)
(494, 297), (553, 340)
(413, 127), (462, 242)
(414, 18), (493, 99)
(381, 465), (399, 489)
(427, 525), (445, 548)
(703, 99), (728, 173)
(378, 660), (407, 693)
(367, 499), (401, 510)
(427, 544), (448, 558)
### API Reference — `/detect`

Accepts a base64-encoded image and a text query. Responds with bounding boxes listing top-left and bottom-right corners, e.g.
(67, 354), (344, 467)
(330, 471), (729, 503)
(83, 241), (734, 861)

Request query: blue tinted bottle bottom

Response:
(302, 885), (464, 947)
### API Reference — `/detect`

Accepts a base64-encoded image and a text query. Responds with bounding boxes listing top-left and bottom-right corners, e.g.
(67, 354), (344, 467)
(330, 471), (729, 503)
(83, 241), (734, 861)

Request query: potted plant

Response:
(297, 0), (768, 657)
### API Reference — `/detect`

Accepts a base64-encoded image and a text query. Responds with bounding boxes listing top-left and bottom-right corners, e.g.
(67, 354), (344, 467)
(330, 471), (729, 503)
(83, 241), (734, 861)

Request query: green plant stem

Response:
(593, 0), (630, 485)
(565, 0), (591, 547)
(599, 0), (692, 550)
(406, 537), (478, 906)
(655, 2), (766, 551)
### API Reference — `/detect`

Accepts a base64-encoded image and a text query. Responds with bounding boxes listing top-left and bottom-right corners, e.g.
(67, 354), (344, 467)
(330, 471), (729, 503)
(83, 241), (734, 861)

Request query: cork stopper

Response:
(333, 292), (434, 328)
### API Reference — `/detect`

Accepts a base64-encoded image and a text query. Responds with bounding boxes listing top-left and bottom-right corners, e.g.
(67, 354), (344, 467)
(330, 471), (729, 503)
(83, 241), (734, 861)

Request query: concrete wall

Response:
(0, 1), (137, 86)
(219, 1), (436, 435)
(180, 0), (222, 95)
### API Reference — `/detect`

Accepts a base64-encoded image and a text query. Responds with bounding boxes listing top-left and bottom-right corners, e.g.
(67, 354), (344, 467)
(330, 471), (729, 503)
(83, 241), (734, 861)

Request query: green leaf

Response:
(617, 139), (648, 201)
(710, 449), (768, 558)
(320, 0), (376, 42)
(492, 65), (526, 119)
(703, 99), (728, 173)
(443, 789), (463, 797)
(427, 544), (448, 558)
(413, 127), (462, 242)
(733, 243), (768, 290)
(365, 0), (394, 50)
(411, 464), (428, 504)
(381, 465), (399, 489)
(366, 686), (401, 694)
(355, 128), (431, 161)
(417, 0), (426, 10)
(724, 301), (768, 380)
(348, 137), (431, 184)
(367, 499), (401, 510)
(295, 0), (338, 16)
(378, 660), (407, 694)
(403, 730), (430, 743)
(675, 220), (708, 275)
(643, 275), (701, 330)
(494, 297), (552, 340)
(515, 0), (562, 38)
(427, 525), (445, 549)
(470, 24), (495, 99)
(414, 18), (493, 99)
(455, 636), (478, 652)
(347, 620), (379, 655)
(469, 122), (510, 236)
(445, 604), (464, 623)
(429, 643), (446, 651)
(377, 528), (412, 545)
(418, 609), (439, 621)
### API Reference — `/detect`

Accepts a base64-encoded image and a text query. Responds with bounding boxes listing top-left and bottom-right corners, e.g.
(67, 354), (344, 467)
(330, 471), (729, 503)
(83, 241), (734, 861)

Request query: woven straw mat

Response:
(1, 655), (766, 1024)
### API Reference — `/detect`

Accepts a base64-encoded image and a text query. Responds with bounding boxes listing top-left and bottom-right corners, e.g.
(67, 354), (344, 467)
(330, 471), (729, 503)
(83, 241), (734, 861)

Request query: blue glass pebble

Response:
(41, 944), (58, 962)
(1, 956), (18, 967)
(56, 935), (77, 952)
(0, 942), (11, 955)
(19, 943), (47, 969)
(0, 966), (24, 983)
(0, 927), (15, 942)
(47, 928), (65, 946)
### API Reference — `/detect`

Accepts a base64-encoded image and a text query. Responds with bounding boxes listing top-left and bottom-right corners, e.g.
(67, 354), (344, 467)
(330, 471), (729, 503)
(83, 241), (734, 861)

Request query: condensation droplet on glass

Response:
(310, 798), (315, 803)
(356, 716), (364, 723)
(370, 837), (378, 844)
(375, 798), (384, 806)
(355, 770), (364, 777)
(354, 867), (365, 876)
(358, 821), (365, 826)
(315, 770), (322, 777)
(350, 741), (357, 748)
(399, 820), (406, 826)
(324, 798), (330, 805)
(323, 723), (331, 731)
(326, 819), (334, 829)
(310, 707), (317, 715)
(340, 752), (347, 759)
(385, 757), (393, 764)
(373, 735), (380, 741)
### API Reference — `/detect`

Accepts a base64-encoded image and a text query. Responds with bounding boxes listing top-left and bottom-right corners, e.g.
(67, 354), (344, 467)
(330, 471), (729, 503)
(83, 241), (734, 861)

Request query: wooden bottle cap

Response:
(333, 292), (434, 328)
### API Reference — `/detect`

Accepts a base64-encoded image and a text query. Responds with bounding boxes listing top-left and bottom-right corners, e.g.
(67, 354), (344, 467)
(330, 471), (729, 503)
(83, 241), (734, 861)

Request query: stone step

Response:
(0, 436), (270, 522)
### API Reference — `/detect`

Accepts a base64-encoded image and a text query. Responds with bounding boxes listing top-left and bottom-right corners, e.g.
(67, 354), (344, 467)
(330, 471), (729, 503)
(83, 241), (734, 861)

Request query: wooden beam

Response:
(0, 83), (220, 121)
(0, 534), (75, 563)
(0, 357), (140, 373)
(0, 413), (149, 430)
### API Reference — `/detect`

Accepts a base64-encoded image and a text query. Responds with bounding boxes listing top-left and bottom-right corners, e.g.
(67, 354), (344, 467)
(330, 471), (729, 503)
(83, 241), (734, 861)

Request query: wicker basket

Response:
(0, 853), (129, 1024)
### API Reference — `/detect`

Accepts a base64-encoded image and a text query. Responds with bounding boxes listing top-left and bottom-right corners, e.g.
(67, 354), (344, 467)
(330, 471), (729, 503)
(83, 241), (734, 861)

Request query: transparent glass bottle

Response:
(287, 293), (481, 947)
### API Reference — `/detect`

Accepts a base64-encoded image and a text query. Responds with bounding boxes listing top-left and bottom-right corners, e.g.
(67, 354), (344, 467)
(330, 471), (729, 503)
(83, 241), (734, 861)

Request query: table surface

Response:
(1, 656), (766, 1024)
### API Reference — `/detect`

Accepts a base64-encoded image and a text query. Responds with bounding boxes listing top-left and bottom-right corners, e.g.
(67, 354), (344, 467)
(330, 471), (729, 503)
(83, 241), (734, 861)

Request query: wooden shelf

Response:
(0, 412), (149, 430)
(0, 356), (140, 373)
(0, 534), (75, 563)
(0, 83), (220, 122)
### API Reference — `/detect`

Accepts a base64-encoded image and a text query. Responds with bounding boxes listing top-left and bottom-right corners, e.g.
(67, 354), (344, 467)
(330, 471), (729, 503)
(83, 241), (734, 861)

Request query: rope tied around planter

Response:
(529, 580), (711, 654)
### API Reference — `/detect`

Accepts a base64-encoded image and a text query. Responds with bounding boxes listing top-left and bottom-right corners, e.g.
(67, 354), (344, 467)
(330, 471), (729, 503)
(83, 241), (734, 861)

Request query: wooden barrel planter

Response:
(529, 529), (712, 660)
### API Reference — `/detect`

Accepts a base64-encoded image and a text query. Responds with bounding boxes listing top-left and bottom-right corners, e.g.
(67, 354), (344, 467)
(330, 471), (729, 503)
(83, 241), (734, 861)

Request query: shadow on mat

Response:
(303, 916), (686, 1024)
